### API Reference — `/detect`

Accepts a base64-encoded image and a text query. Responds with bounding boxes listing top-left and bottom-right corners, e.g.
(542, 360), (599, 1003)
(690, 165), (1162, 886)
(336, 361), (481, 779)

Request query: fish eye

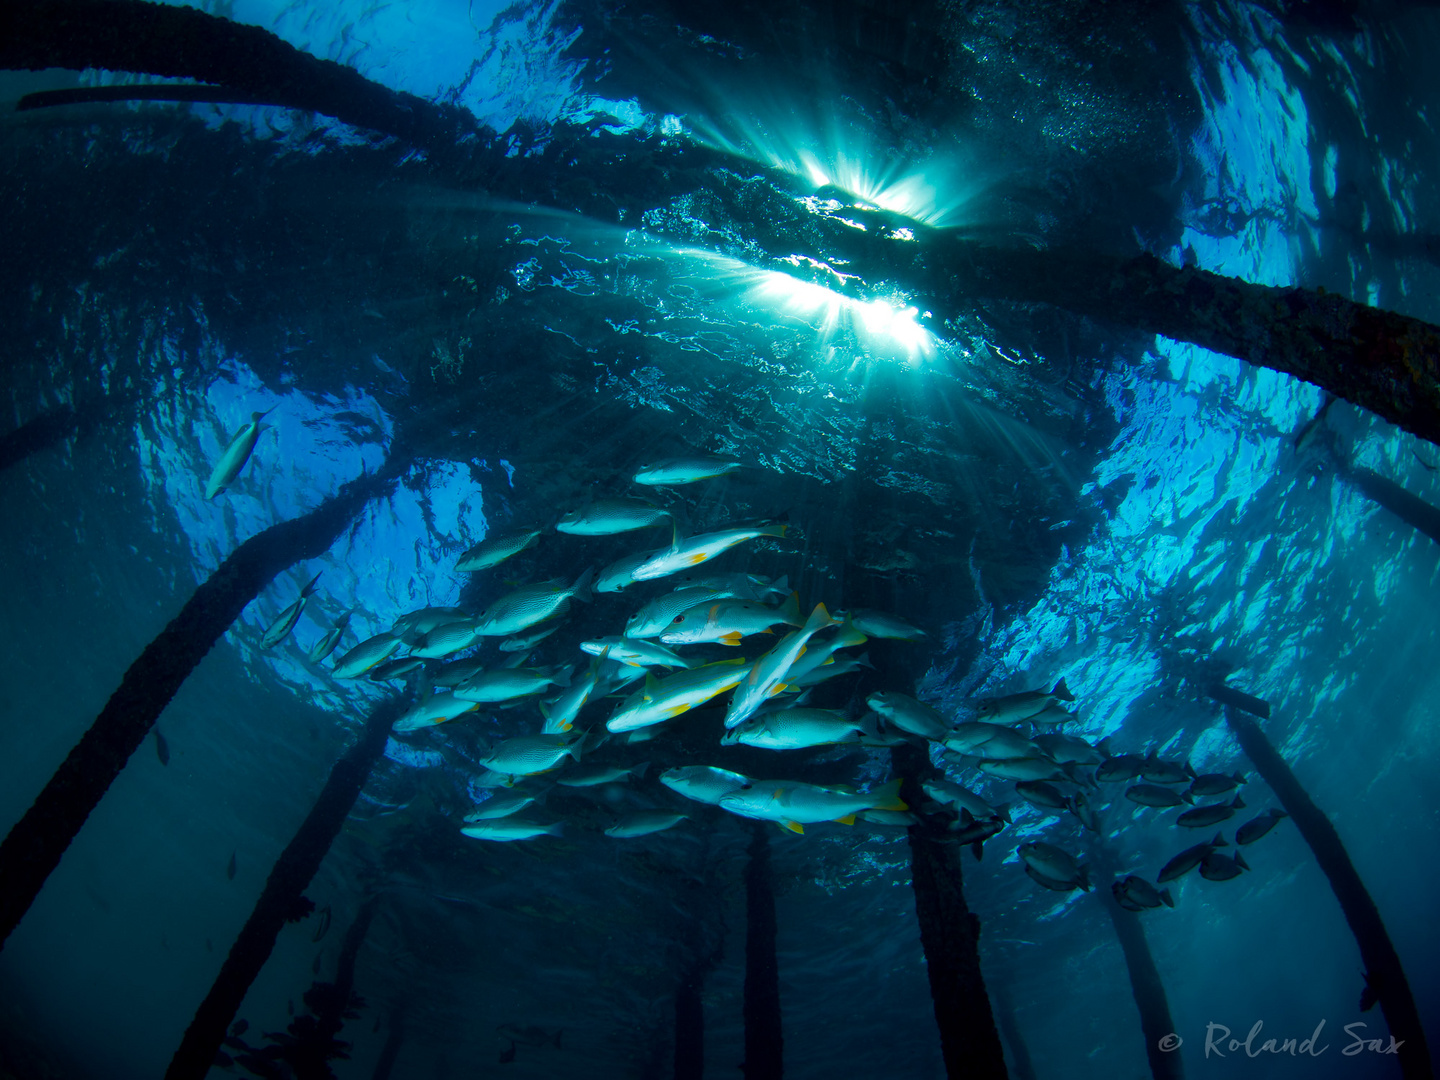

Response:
(739, 783), (752, 790)
(672, 615), (685, 623)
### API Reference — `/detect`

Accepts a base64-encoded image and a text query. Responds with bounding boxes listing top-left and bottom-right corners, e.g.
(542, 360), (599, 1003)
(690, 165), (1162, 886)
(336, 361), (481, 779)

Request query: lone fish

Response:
(205, 408), (273, 499)
(260, 572), (322, 649)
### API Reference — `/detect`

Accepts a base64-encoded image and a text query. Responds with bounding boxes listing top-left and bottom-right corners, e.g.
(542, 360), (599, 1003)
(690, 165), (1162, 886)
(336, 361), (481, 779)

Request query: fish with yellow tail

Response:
(631, 521), (788, 583)
(659, 593), (802, 646)
(205, 408), (273, 499)
(725, 603), (840, 730)
(606, 658), (753, 732)
(718, 778), (907, 834)
(260, 572), (322, 649)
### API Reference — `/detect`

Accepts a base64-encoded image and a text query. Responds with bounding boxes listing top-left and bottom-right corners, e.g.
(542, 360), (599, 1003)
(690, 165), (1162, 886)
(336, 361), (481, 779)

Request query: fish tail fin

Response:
(1181, 789), (1194, 804)
(780, 591), (802, 625)
(1160, 888), (1174, 908)
(1185, 761), (1197, 779)
(1078, 863), (1093, 891)
(555, 664), (574, 688)
(1234, 851), (1250, 871)
(538, 700), (552, 721)
(1096, 735), (1113, 758)
(855, 651), (875, 670)
(1274, 809), (1290, 820)
(971, 841), (984, 861)
(803, 602), (837, 632)
(1233, 794), (1246, 809)
(720, 631), (744, 646)
(546, 822), (565, 838)
(301, 571), (322, 597)
(995, 801), (1013, 825)
(1212, 832), (1229, 847)
(632, 761), (650, 780)
(1051, 678), (1075, 702)
(767, 574), (789, 595)
(571, 566), (596, 603)
(762, 522), (788, 539)
(869, 778), (908, 813)
(1235, 772), (1248, 784)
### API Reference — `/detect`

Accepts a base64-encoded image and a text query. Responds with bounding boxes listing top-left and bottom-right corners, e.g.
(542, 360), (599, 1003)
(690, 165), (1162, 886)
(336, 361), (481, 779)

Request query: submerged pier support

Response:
(674, 963), (705, 1080)
(165, 697), (402, 1080)
(742, 824), (783, 1080)
(370, 1007), (406, 1080)
(1098, 881), (1184, 1080)
(6, 5), (1440, 445)
(0, 463), (401, 951)
(1340, 464), (1440, 547)
(1221, 703), (1433, 1080)
(990, 984), (1037, 1080)
(893, 744), (1009, 1080)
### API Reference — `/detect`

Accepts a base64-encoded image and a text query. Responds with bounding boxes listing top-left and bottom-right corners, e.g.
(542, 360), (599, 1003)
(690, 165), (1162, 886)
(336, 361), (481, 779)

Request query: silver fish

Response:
(579, 637), (694, 670)
(659, 594), (801, 646)
(306, 612), (351, 664)
(499, 622), (564, 652)
(465, 788), (539, 821)
(479, 733), (583, 780)
(670, 571), (789, 601)
(260, 572), (321, 649)
(721, 708), (870, 750)
(608, 659), (753, 732)
(942, 723), (1041, 761)
(1189, 771), (1247, 798)
(556, 761), (648, 787)
(332, 633), (403, 678)
(975, 757), (1075, 783)
(725, 604), (837, 729)
(1113, 875), (1173, 910)
(633, 522), (788, 583)
(205, 408), (272, 499)
(633, 457), (743, 485)
(976, 679), (1076, 724)
(659, 765), (751, 805)
(455, 529), (542, 571)
(392, 606), (469, 644)
(605, 811), (688, 838)
(597, 547), (663, 593)
(455, 666), (570, 703)
(866, 692), (949, 741)
(368, 656), (427, 681)
(719, 778), (906, 833)
(556, 497), (671, 535)
(1032, 732), (1104, 766)
(460, 819), (563, 842)
(474, 569), (594, 637)
(409, 619), (481, 659)
(1140, 752), (1195, 785)
(842, 608), (928, 641)
(393, 692), (480, 732)
(1018, 842), (1091, 891)
(1015, 780), (1071, 812)
(921, 779), (1011, 823)
(624, 587), (733, 639)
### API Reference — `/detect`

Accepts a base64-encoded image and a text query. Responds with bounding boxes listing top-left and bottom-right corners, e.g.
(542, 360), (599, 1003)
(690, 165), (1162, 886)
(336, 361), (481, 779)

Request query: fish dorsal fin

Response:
(669, 521), (682, 551)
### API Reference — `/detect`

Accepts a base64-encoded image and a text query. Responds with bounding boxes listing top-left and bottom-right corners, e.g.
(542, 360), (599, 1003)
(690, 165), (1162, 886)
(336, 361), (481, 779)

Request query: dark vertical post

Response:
(1224, 706), (1433, 1080)
(370, 1007), (406, 1080)
(288, 894), (381, 1080)
(0, 465), (399, 951)
(892, 743), (1009, 1080)
(674, 966), (705, 1080)
(164, 697), (403, 1080)
(1339, 464), (1440, 546)
(1098, 888), (1184, 1080)
(989, 983), (1037, 1080)
(742, 824), (783, 1080)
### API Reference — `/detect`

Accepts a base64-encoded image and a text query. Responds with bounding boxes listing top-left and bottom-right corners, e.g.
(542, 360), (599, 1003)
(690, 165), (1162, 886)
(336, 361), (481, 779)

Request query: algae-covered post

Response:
(674, 964), (705, 1080)
(892, 743), (1009, 1080)
(165, 697), (403, 1080)
(1221, 703), (1433, 1080)
(370, 1006), (407, 1080)
(742, 823), (783, 1080)
(0, 462), (404, 951)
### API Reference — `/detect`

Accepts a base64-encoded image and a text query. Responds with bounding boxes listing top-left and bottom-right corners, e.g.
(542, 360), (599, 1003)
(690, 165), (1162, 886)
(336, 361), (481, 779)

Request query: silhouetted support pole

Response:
(0, 463), (401, 951)
(289, 894), (380, 1079)
(990, 984), (1037, 1080)
(674, 965), (705, 1080)
(165, 697), (403, 1080)
(1338, 464), (1440, 546)
(7, 8), (1440, 445)
(370, 1007), (406, 1080)
(1097, 886), (1184, 1080)
(1219, 700), (1433, 1080)
(0, 404), (77, 474)
(742, 824), (783, 1080)
(892, 743), (1008, 1080)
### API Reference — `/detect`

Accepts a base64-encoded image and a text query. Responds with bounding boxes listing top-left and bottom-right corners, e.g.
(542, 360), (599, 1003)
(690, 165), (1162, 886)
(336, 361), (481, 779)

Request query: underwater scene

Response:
(1, 1), (1439, 1078)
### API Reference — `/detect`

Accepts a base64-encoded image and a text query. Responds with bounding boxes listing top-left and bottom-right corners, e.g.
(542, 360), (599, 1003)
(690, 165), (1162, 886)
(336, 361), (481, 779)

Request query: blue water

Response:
(1, 2), (1438, 1078)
